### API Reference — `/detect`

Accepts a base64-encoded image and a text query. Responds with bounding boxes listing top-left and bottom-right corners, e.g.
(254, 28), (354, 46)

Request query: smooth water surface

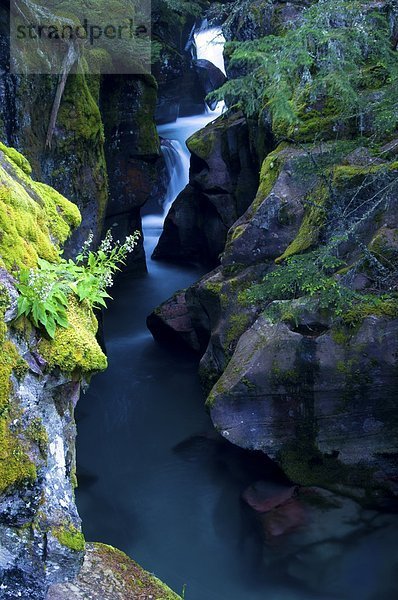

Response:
(76, 222), (398, 600)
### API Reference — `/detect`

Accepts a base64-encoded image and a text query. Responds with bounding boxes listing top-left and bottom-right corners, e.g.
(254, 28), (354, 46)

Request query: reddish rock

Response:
(147, 291), (201, 352)
(260, 498), (306, 539)
(242, 483), (297, 513)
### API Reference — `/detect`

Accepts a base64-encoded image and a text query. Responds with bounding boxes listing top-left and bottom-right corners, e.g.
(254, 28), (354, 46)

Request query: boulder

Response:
(208, 314), (398, 500)
(193, 59), (227, 110)
(221, 144), (319, 267)
(147, 291), (201, 352)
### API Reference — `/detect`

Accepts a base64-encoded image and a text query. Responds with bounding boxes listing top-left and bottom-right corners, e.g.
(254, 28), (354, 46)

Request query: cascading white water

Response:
(194, 26), (227, 76)
(161, 140), (190, 208)
(142, 24), (226, 238)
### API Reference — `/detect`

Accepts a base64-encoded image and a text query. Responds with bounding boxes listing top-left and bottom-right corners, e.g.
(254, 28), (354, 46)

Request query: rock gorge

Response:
(0, 0), (397, 598)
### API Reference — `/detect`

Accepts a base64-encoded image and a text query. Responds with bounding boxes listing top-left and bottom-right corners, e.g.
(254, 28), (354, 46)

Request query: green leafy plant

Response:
(241, 247), (398, 327)
(16, 230), (140, 339)
(241, 250), (351, 311)
(16, 264), (70, 339)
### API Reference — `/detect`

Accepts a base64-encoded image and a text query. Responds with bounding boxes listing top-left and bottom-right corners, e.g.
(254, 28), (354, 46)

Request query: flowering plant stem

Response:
(16, 230), (140, 339)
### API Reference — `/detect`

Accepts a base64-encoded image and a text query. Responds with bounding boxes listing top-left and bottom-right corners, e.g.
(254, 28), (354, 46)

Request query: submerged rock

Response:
(256, 487), (398, 599)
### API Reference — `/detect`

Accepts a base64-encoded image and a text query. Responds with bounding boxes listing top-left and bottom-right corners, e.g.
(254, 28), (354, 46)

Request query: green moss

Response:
(187, 128), (216, 160)
(26, 418), (49, 459)
(203, 280), (223, 295)
(0, 289), (37, 495)
(86, 48), (113, 75)
(250, 145), (286, 213)
(52, 523), (85, 552)
(278, 443), (374, 492)
(225, 313), (251, 346)
(331, 161), (398, 189)
(0, 145), (81, 271)
(276, 184), (328, 263)
(241, 377), (256, 392)
(369, 228), (398, 268)
(360, 63), (390, 90)
(58, 73), (104, 143)
(331, 326), (352, 346)
(39, 297), (107, 374)
(230, 224), (246, 242)
(342, 297), (398, 327)
(274, 96), (356, 143)
(0, 142), (32, 175)
(70, 464), (78, 489)
(270, 364), (301, 388)
(34, 181), (81, 233)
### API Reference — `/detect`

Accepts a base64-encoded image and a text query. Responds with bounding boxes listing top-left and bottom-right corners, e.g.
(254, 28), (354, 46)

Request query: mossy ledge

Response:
(52, 523), (86, 553)
(39, 297), (107, 374)
(0, 142), (106, 376)
(47, 543), (183, 599)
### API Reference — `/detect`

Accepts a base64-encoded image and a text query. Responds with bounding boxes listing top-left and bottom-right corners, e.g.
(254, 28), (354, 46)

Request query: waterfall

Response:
(194, 26), (227, 76)
(161, 139), (190, 210)
(142, 25), (226, 237)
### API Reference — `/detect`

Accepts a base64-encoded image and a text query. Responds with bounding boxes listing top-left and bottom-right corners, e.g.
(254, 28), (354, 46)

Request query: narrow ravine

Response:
(75, 26), (398, 600)
(74, 28), (283, 600)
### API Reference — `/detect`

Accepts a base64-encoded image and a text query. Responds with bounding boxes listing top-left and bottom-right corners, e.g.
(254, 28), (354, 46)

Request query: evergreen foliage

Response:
(211, 0), (398, 137)
(158, 0), (204, 16)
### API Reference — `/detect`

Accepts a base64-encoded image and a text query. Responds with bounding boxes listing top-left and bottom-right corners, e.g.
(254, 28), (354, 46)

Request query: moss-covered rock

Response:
(0, 145), (104, 598)
(52, 523), (86, 553)
(0, 145), (81, 271)
(222, 144), (316, 267)
(208, 313), (398, 503)
(47, 542), (182, 600)
(0, 289), (37, 495)
(39, 297), (107, 374)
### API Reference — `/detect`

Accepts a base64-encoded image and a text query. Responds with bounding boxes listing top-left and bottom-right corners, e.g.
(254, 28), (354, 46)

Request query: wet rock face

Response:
(0, 4), (108, 257)
(193, 59), (227, 110)
(152, 5), (206, 123)
(153, 110), (260, 266)
(100, 74), (163, 270)
(0, 4), (164, 267)
(0, 284), (85, 598)
(208, 314), (398, 500)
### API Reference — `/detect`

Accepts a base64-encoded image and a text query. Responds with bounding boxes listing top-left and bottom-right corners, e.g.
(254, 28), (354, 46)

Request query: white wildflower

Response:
(99, 230), (113, 253)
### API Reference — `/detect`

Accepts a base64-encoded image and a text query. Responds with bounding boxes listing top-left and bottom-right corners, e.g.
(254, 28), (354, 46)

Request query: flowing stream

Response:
(75, 27), (398, 600)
